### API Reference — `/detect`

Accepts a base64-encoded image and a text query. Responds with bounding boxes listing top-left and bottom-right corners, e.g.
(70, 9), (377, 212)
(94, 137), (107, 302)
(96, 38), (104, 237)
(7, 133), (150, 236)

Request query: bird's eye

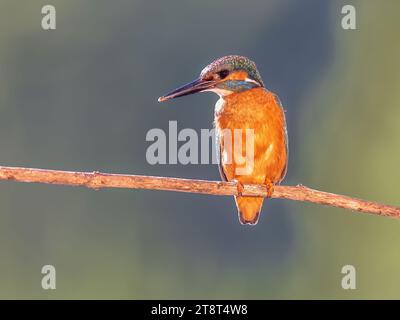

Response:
(217, 70), (230, 79)
(203, 75), (214, 81)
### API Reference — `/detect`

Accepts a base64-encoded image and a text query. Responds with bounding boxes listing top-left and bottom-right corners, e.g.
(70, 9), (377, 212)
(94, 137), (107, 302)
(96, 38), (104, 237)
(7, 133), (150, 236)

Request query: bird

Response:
(158, 55), (288, 225)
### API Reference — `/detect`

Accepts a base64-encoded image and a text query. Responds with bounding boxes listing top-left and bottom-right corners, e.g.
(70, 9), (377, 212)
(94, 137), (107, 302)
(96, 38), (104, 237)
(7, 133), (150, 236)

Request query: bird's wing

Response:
(216, 132), (228, 182)
(273, 93), (289, 182)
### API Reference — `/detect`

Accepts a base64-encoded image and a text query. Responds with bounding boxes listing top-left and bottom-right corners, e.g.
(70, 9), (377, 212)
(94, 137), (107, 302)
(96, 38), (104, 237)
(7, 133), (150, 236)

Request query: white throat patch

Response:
(204, 88), (233, 98)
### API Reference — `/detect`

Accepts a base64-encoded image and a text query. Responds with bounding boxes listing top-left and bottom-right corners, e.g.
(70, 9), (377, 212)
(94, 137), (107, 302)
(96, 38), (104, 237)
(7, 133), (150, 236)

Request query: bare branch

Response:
(0, 165), (399, 218)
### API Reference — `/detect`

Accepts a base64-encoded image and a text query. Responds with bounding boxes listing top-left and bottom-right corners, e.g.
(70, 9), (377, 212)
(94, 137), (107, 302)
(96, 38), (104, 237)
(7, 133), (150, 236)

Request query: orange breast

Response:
(215, 87), (288, 185)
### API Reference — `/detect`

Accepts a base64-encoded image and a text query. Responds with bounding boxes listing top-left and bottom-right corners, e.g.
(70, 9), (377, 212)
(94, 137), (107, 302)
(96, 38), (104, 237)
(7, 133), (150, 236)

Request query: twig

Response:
(0, 165), (399, 218)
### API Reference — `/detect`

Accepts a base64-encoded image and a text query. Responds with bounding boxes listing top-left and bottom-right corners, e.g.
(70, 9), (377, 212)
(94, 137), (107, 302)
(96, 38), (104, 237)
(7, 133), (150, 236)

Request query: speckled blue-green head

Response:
(158, 55), (265, 102)
(200, 55), (264, 87)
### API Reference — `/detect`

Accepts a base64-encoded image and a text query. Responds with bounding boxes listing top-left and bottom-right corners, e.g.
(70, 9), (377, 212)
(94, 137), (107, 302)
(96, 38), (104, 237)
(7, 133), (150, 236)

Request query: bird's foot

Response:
(233, 180), (245, 196)
(265, 181), (274, 198)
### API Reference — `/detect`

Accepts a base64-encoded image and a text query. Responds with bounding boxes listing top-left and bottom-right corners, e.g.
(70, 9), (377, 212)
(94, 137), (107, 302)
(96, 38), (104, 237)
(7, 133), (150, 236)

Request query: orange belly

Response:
(215, 87), (288, 224)
(215, 87), (287, 184)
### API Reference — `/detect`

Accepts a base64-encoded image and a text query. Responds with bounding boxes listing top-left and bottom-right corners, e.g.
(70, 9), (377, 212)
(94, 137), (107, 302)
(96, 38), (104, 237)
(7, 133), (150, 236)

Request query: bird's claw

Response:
(234, 180), (245, 196)
(265, 181), (274, 198)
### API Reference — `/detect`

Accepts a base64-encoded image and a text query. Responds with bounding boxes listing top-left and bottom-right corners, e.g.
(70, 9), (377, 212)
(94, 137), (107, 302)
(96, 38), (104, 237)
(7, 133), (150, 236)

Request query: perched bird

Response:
(158, 55), (288, 225)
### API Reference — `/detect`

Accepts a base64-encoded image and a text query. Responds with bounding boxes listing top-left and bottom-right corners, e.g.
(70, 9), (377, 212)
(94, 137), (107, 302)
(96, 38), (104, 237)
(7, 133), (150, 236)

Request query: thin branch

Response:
(0, 165), (399, 218)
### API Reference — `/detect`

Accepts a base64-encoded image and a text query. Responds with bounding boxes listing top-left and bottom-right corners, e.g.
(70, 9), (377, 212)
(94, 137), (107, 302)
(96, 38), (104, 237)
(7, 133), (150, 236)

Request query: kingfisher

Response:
(158, 55), (288, 225)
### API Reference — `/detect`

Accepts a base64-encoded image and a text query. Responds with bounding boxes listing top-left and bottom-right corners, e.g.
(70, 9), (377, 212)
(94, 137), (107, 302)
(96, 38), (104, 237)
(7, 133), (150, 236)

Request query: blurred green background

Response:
(0, 0), (399, 299)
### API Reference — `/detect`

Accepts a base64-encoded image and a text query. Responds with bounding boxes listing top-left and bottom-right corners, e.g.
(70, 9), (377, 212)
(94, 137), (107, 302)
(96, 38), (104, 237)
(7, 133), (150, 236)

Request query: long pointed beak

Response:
(158, 78), (217, 102)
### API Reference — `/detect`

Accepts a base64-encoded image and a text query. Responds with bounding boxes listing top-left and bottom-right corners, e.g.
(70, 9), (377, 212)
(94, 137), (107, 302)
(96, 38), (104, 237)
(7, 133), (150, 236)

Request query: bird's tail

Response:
(234, 196), (264, 225)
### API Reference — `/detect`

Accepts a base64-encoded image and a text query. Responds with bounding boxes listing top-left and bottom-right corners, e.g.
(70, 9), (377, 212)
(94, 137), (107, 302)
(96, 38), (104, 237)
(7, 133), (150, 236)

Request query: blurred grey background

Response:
(0, 0), (399, 299)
